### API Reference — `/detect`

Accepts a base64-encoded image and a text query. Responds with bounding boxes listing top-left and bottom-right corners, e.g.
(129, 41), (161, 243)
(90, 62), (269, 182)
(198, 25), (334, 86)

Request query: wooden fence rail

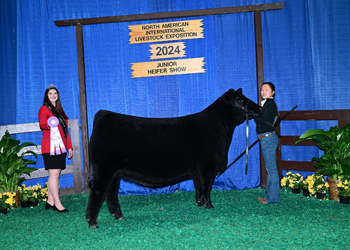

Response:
(260, 109), (350, 188)
(0, 119), (83, 196)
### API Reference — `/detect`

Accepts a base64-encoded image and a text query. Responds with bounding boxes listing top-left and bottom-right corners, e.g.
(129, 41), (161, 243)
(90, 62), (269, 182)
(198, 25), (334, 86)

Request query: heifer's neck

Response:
(208, 98), (246, 128)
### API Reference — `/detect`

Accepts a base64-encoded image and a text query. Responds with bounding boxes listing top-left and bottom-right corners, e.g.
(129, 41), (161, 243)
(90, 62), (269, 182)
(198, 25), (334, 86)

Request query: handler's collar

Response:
(261, 97), (273, 107)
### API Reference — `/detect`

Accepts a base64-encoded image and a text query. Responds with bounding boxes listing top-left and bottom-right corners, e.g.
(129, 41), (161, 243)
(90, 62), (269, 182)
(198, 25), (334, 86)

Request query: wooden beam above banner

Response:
(54, 3), (285, 27)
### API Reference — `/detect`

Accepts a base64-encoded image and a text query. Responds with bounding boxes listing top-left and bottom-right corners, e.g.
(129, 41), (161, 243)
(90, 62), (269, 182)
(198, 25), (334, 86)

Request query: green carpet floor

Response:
(0, 188), (349, 249)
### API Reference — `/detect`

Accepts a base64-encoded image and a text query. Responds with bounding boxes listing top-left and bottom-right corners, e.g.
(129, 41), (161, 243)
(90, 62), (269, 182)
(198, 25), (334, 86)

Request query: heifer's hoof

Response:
(88, 222), (99, 228)
(87, 219), (99, 228)
(204, 204), (214, 209)
(112, 214), (125, 220)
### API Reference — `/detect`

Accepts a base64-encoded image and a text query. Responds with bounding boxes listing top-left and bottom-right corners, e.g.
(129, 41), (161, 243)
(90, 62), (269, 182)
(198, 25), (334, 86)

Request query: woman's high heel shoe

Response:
(57, 208), (69, 213)
(45, 202), (56, 211)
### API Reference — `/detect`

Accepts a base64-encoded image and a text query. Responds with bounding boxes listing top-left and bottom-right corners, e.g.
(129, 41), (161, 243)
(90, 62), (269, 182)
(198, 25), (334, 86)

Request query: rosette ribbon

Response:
(48, 116), (67, 155)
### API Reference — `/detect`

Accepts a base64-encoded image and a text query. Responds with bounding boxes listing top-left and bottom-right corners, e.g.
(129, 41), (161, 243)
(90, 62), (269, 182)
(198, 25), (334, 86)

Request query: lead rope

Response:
(245, 111), (249, 175)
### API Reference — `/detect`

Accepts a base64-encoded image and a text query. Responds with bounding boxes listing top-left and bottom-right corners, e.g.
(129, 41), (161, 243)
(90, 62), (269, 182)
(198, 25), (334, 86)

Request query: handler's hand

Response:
(68, 148), (73, 159)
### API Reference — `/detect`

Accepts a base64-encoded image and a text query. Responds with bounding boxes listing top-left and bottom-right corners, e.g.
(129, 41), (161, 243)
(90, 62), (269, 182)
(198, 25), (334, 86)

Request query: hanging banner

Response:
(131, 58), (205, 78)
(149, 42), (186, 60)
(129, 20), (204, 44)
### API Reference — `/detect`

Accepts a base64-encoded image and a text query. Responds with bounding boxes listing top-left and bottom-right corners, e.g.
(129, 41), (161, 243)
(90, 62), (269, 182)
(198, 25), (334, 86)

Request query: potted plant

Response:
(0, 130), (38, 206)
(0, 191), (17, 214)
(281, 172), (303, 193)
(295, 123), (350, 201)
(308, 174), (329, 199)
(337, 177), (350, 204)
(18, 184), (31, 208)
(302, 175), (313, 197)
(29, 184), (44, 207)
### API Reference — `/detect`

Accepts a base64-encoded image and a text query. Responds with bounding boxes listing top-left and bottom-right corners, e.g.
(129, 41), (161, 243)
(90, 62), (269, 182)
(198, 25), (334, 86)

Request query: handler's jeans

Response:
(259, 132), (280, 204)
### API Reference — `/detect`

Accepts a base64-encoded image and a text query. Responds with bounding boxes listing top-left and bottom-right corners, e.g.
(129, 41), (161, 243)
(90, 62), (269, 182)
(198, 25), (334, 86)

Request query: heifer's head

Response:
(222, 88), (263, 119)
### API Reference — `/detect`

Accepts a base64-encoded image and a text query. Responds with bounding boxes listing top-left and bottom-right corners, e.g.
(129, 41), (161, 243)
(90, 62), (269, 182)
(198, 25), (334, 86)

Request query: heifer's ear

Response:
(222, 89), (235, 105)
(236, 88), (242, 94)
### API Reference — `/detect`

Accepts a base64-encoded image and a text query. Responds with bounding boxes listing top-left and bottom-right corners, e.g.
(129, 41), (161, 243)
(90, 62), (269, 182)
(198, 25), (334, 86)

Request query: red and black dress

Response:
(38, 105), (73, 170)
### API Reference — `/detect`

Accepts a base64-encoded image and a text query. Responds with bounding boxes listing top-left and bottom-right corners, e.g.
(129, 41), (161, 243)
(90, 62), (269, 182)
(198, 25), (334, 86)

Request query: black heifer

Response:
(86, 88), (263, 228)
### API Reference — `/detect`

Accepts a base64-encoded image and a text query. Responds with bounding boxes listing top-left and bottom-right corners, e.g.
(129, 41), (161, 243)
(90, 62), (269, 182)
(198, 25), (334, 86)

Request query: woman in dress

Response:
(38, 84), (73, 212)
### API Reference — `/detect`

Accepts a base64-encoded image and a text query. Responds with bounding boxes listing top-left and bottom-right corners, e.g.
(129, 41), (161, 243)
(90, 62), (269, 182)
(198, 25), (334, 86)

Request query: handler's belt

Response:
(258, 131), (275, 139)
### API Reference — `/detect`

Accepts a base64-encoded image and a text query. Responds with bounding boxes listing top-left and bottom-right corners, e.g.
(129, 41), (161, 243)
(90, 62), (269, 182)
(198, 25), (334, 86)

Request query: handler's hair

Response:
(262, 82), (276, 97)
(43, 85), (68, 119)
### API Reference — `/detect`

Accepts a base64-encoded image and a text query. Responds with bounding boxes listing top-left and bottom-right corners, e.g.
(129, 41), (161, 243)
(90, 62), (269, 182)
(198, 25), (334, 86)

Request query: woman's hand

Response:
(68, 148), (73, 159)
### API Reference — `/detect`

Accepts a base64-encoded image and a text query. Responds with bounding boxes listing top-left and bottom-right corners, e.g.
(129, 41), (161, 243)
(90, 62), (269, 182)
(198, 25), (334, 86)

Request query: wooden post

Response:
(254, 11), (267, 189)
(75, 25), (90, 192)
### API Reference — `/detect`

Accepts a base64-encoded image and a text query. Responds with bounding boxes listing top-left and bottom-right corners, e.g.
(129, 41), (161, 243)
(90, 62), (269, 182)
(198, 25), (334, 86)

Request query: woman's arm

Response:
(65, 119), (73, 159)
(38, 106), (51, 130)
(254, 101), (277, 126)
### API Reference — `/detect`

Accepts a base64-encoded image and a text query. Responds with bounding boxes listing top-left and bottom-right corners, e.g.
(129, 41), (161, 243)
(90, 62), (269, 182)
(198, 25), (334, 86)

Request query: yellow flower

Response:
(281, 178), (287, 186)
(325, 182), (329, 188)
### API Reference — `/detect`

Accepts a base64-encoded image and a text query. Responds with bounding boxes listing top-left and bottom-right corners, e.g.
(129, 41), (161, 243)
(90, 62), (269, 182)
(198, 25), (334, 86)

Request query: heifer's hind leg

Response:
(86, 183), (107, 228)
(86, 166), (114, 228)
(105, 175), (124, 220)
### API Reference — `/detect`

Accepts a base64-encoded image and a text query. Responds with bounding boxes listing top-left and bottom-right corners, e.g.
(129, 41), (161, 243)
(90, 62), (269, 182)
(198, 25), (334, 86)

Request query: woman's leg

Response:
(47, 169), (65, 210)
(260, 133), (280, 203)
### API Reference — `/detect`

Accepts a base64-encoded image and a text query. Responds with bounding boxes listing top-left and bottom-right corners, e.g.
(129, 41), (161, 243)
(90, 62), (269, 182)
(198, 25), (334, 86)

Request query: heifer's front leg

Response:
(193, 178), (203, 206)
(197, 175), (215, 209)
(105, 175), (124, 220)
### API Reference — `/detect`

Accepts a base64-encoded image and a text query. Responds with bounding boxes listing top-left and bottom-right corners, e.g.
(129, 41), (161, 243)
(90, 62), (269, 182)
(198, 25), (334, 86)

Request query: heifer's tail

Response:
(88, 160), (94, 187)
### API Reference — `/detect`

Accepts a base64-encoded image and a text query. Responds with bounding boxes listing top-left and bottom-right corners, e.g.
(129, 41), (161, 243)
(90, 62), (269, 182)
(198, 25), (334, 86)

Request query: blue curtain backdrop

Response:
(1, 0), (349, 194)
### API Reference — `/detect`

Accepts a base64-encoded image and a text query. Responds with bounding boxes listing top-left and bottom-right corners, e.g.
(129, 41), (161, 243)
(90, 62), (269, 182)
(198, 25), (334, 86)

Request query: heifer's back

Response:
(89, 97), (235, 188)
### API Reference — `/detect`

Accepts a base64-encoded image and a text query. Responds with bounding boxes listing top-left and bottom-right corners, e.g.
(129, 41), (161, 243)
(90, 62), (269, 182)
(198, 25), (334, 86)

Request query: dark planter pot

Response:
(339, 195), (350, 204)
(316, 192), (326, 199)
(0, 208), (7, 214)
(292, 188), (301, 194)
(21, 200), (30, 208)
(303, 188), (310, 197)
(29, 200), (39, 207)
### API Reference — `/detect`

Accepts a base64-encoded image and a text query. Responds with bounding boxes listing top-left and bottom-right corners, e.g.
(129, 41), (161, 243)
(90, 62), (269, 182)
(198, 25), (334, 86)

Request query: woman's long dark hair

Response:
(43, 85), (68, 119)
